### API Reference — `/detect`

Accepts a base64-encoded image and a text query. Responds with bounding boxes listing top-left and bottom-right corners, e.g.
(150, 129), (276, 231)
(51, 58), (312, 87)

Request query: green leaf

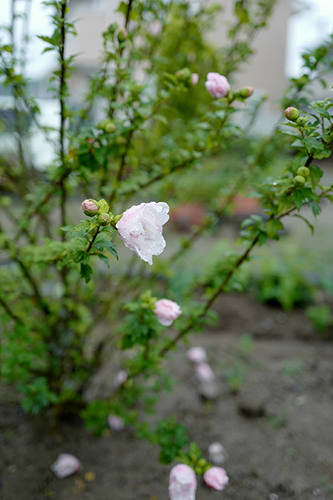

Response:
(265, 219), (284, 240)
(309, 165), (323, 189)
(80, 263), (93, 283)
(293, 214), (314, 234)
(97, 254), (110, 268)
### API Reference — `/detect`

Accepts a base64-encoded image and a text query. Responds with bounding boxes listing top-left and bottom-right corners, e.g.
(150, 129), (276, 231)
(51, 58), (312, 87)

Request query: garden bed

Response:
(1, 293), (333, 500)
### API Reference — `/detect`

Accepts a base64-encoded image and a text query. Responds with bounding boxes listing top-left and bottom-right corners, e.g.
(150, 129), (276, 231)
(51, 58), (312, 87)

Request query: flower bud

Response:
(108, 415), (125, 431)
(239, 86), (254, 98)
(117, 27), (128, 43)
(187, 346), (207, 363)
(296, 166), (310, 177)
(98, 213), (112, 225)
(98, 119), (116, 133)
(81, 199), (99, 216)
(176, 68), (192, 82)
(50, 454), (82, 479)
(296, 116), (307, 127)
(169, 464), (197, 500)
(293, 175), (306, 186)
(191, 73), (199, 86)
(285, 107), (299, 121)
(203, 467), (229, 491)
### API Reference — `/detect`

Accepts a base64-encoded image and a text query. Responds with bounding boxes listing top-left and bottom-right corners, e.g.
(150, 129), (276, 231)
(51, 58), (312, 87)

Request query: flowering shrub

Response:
(1, 0), (333, 496)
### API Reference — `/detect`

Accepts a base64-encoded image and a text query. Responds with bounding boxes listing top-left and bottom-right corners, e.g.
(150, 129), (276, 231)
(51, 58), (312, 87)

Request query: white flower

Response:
(116, 202), (169, 265)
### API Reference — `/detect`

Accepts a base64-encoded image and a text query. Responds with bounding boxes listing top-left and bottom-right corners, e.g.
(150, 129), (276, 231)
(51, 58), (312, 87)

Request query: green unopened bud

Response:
(98, 213), (112, 225)
(239, 86), (254, 98)
(175, 67), (192, 83)
(285, 107), (299, 121)
(98, 119), (116, 133)
(296, 116), (307, 127)
(293, 175), (306, 186)
(197, 458), (207, 468)
(296, 166), (310, 177)
(117, 27), (128, 43)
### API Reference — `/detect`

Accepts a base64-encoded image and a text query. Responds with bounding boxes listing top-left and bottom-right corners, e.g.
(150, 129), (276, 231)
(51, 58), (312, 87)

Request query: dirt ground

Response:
(1, 293), (333, 500)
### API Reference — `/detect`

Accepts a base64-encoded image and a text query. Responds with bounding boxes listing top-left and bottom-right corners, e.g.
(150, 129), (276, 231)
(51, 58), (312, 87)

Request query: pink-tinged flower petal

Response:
(187, 347), (207, 363)
(169, 464), (197, 500)
(154, 299), (182, 326)
(205, 72), (230, 99)
(191, 73), (199, 86)
(114, 370), (128, 386)
(208, 442), (229, 465)
(50, 454), (82, 479)
(108, 415), (125, 431)
(203, 467), (229, 491)
(195, 363), (215, 382)
(116, 202), (169, 265)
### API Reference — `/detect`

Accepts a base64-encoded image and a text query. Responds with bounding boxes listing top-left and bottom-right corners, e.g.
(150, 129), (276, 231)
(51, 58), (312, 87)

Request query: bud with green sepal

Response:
(239, 86), (254, 98)
(175, 67), (192, 85)
(98, 213), (112, 225)
(117, 27), (128, 44)
(97, 119), (116, 133)
(285, 107), (299, 121)
(293, 175), (306, 186)
(296, 166), (310, 177)
(296, 116), (307, 127)
(82, 199), (99, 216)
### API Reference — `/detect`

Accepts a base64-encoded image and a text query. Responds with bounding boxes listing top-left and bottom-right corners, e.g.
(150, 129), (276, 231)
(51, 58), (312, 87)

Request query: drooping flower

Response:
(154, 299), (182, 326)
(169, 464), (197, 500)
(187, 347), (207, 363)
(116, 202), (170, 265)
(108, 415), (125, 431)
(203, 467), (229, 491)
(50, 454), (82, 479)
(205, 72), (230, 99)
(195, 363), (215, 382)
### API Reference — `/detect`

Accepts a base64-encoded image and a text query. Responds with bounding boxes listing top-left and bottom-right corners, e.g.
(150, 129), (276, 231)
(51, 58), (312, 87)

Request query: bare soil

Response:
(1, 293), (333, 500)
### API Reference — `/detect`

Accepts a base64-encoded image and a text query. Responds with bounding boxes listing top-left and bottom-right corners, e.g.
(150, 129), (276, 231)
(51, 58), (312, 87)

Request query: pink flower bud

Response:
(50, 454), (82, 479)
(203, 467), (229, 491)
(191, 73), (199, 86)
(114, 369), (128, 386)
(284, 107), (299, 121)
(205, 72), (230, 99)
(116, 202), (169, 265)
(81, 199), (98, 216)
(195, 363), (215, 382)
(154, 299), (182, 327)
(108, 415), (125, 431)
(169, 464), (197, 500)
(208, 442), (228, 465)
(187, 347), (207, 363)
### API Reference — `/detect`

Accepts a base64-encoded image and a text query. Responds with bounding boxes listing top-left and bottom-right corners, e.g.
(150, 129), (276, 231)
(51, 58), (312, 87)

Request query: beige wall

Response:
(207, 0), (291, 112)
(68, 0), (292, 117)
